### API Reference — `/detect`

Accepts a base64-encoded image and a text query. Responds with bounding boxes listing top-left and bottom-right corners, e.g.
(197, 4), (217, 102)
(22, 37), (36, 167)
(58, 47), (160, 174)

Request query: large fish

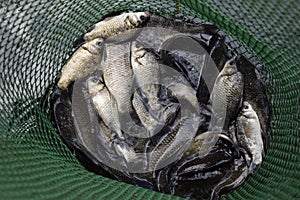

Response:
(131, 41), (161, 111)
(102, 42), (134, 133)
(84, 12), (150, 41)
(236, 101), (264, 173)
(87, 77), (124, 140)
(236, 55), (270, 152)
(148, 117), (200, 172)
(58, 38), (103, 90)
(209, 57), (244, 131)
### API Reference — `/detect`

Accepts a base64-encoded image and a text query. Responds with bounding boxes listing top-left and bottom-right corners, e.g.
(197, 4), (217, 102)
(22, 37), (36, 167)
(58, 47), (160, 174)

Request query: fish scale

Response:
(87, 78), (123, 140)
(209, 57), (244, 131)
(103, 42), (134, 132)
(149, 117), (200, 172)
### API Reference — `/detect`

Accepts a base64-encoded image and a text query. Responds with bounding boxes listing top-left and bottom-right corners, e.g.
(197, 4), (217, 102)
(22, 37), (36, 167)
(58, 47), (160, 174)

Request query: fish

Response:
(131, 41), (161, 111)
(195, 34), (228, 104)
(132, 90), (179, 138)
(183, 131), (232, 159)
(83, 12), (150, 41)
(166, 82), (199, 115)
(87, 76), (124, 140)
(210, 156), (248, 200)
(209, 57), (244, 131)
(236, 101), (264, 173)
(148, 116), (200, 172)
(236, 55), (271, 152)
(58, 38), (103, 90)
(102, 41), (134, 133)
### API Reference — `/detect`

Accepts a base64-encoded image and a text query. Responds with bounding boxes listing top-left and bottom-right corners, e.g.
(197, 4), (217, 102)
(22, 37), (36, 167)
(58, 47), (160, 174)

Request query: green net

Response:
(0, 0), (299, 199)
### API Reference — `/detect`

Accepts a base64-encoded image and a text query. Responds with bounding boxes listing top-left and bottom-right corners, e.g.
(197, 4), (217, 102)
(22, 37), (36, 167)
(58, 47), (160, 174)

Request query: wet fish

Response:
(84, 12), (150, 41)
(209, 57), (244, 131)
(131, 41), (161, 111)
(132, 91), (179, 137)
(58, 38), (103, 90)
(102, 42), (133, 133)
(183, 131), (232, 159)
(236, 55), (270, 152)
(166, 82), (199, 115)
(87, 77), (124, 140)
(236, 101), (264, 173)
(210, 156), (248, 200)
(148, 117), (200, 172)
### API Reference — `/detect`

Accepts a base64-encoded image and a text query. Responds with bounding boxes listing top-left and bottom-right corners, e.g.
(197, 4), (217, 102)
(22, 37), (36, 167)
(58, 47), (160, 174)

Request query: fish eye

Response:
(96, 41), (102, 46)
(244, 105), (249, 110)
(136, 43), (141, 48)
(140, 15), (146, 21)
(229, 60), (236, 66)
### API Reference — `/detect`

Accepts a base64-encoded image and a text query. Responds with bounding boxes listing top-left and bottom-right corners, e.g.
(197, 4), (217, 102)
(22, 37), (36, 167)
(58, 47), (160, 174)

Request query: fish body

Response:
(58, 38), (103, 90)
(131, 41), (161, 111)
(236, 101), (264, 173)
(87, 77), (124, 139)
(132, 91), (179, 138)
(167, 82), (199, 115)
(149, 117), (200, 172)
(183, 131), (231, 158)
(84, 12), (150, 41)
(209, 57), (244, 131)
(210, 156), (248, 200)
(236, 55), (270, 152)
(103, 42), (133, 132)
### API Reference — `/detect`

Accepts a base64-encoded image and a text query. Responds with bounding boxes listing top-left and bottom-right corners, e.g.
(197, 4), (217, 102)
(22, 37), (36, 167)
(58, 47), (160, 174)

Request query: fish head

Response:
(131, 41), (146, 59)
(87, 77), (105, 96)
(241, 101), (256, 120)
(84, 38), (104, 54)
(221, 57), (238, 76)
(128, 12), (150, 26)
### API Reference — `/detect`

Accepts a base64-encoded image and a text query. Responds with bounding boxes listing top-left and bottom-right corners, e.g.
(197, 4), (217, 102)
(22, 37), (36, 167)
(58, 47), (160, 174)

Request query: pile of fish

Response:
(51, 11), (271, 200)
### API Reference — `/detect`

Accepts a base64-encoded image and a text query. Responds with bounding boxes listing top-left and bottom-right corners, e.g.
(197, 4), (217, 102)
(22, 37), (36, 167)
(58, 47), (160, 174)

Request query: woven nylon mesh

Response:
(0, 0), (299, 199)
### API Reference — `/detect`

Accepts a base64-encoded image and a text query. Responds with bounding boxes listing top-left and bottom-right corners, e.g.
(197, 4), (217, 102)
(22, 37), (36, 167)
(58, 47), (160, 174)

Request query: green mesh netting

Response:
(0, 0), (299, 199)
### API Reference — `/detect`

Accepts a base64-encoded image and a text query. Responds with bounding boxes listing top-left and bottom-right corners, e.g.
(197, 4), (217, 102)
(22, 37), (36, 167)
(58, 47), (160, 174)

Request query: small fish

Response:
(209, 57), (244, 131)
(236, 101), (264, 173)
(102, 42), (134, 132)
(83, 12), (150, 41)
(131, 41), (161, 111)
(58, 38), (103, 90)
(87, 77), (124, 140)
(148, 116), (200, 172)
(236, 55), (271, 152)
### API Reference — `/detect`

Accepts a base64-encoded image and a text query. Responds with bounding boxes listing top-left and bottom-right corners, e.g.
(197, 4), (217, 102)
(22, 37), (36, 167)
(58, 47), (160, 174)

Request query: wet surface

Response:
(50, 13), (270, 200)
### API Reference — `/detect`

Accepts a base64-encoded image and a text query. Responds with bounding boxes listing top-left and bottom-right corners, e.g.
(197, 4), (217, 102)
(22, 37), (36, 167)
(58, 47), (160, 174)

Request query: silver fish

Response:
(236, 55), (270, 152)
(58, 38), (103, 90)
(236, 101), (264, 173)
(167, 82), (199, 115)
(148, 116), (200, 172)
(102, 42), (133, 132)
(132, 91), (179, 138)
(209, 57), (244, 131)
(84, 12), (150, 41)
(131, 41), (161, 111)
(87, 77), (124, 140)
